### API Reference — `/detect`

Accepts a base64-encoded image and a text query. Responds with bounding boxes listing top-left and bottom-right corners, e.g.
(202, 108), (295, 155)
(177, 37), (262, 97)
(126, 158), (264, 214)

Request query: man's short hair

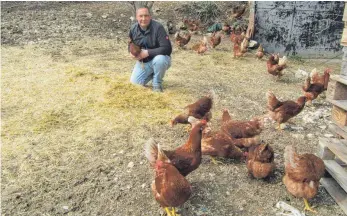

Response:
(136, 5), (151, 15)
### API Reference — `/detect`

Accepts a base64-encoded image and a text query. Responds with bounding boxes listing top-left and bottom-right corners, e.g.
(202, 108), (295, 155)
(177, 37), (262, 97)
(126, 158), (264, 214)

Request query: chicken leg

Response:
(304, 198), (317, 213)
(164, 207), (173, 216)
(171, 207), (180, 216)
(210, 156), (224, 165)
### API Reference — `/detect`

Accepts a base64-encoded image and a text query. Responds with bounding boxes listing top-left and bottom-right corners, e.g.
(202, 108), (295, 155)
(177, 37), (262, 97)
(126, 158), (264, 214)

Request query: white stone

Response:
(319, 125), (327, 130)
(291, 126), (304, 131)
(307, 133), (314, 139)
(127, 162), (134, 168)
(324, 134), (334, 138)
(86, 13), (92, 18)
(291, 134), (305, 139)
(295, 69), (308, 79)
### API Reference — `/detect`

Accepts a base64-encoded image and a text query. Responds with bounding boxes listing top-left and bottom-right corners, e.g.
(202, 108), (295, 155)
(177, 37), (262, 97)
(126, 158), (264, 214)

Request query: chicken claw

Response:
(210, 156), (224, 165)
(172, 207), (180, 216)
(304, 198), (317, 213)
(164, 207), (173, 216)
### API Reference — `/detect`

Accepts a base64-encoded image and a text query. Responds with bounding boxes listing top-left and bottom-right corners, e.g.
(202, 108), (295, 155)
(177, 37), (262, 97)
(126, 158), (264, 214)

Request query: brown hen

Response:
(267, 91), (306, 130)
(191, 36), (208, 54)
(246, 143), (275, 179)
(175, 31), (191, 48)
(209, 32), (222, 48)
(256, 44), (264, 59)
(221, 109), (263, 141)
(151, 145), (192, 216)
(129, 40), (141, 57)
(171, 91), (214, 126)
(283, 145), (325, 213)
(145, 120), (206, 177)
(302, 68), (331, 104)
(267, 54), (286, 77)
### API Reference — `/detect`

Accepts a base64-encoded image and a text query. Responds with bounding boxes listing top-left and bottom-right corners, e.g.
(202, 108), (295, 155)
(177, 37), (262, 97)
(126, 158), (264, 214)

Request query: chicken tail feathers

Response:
(323, 68), (331, 90)
(266, 91), (280, 111)
(284, 145), (297, 169)
(144, 138), (158, 167)
(207, 89), (218, 107)
(157, 144), (170, 163)
(302, 76), (311, 92)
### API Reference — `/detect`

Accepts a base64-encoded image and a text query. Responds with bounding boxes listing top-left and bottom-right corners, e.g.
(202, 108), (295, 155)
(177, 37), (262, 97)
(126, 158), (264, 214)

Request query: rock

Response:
(302, 111), (322, 124)
(102, 14), (108, 19)
(295, 69), (308, 79)
(141, 183), (146, 189)
(307, 133), (314, 139)
(127, 161), (134, 168)
(291, 134), (305, 139)
(226, 191), (230, 196)
(62, 206), (69, 210)
(86, 13), (92, 19)
(324, 134), (334, 138)
(291, 126), (304, 131)
(319, 125), (327, 130)
(209, 173), (215, 177)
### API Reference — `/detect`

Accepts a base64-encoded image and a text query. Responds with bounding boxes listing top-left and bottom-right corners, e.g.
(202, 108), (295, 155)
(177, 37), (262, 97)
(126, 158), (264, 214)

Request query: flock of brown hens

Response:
(138, 8), (333, 216)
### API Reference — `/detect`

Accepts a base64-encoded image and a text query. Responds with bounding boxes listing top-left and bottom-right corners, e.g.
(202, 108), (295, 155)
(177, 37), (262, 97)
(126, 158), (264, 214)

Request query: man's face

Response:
(136, 8), (151, 29)
(222, 26), (229, 32)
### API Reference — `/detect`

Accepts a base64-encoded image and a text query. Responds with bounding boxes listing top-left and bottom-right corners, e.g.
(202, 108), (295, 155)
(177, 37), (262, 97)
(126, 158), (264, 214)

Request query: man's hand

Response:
(136, 49), (149, 60)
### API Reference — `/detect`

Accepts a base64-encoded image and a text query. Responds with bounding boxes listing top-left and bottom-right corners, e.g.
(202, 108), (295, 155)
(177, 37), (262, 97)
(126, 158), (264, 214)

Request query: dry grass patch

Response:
(1, 37), (344, 216)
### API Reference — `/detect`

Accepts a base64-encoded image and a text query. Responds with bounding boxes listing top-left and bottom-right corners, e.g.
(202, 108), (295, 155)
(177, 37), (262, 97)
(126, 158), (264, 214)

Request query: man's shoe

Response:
(153, 86), (163, 92)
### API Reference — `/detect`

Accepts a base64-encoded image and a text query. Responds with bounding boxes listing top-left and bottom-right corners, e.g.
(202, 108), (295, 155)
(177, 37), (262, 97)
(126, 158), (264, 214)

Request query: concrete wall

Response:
(254, 1), (345, 58)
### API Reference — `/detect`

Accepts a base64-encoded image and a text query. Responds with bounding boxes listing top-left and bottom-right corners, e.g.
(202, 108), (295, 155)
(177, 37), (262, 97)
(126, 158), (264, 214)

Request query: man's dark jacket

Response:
(129, 20), (172, 63)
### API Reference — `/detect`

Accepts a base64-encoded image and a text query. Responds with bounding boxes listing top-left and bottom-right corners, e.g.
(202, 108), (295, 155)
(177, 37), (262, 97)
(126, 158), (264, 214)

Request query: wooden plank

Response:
(329, 122), (347, 139)
(319, 137), (336, 160)
(324, 160), (347, 192)
(336, 157), (347, 167)
(327, 79), (337, 101)
(320, 177), (347, 214)
(330, 75), (347, 86)
(342, 28), (347, 46)
(327, 76), (347, 100)
(319, 137), (347, 163)
(331, 105), (347, 127)
(329, 100), (347, 110)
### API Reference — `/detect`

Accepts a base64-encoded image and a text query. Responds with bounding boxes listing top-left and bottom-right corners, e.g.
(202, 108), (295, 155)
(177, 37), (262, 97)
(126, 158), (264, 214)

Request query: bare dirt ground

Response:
(1, 2), (345, 216)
